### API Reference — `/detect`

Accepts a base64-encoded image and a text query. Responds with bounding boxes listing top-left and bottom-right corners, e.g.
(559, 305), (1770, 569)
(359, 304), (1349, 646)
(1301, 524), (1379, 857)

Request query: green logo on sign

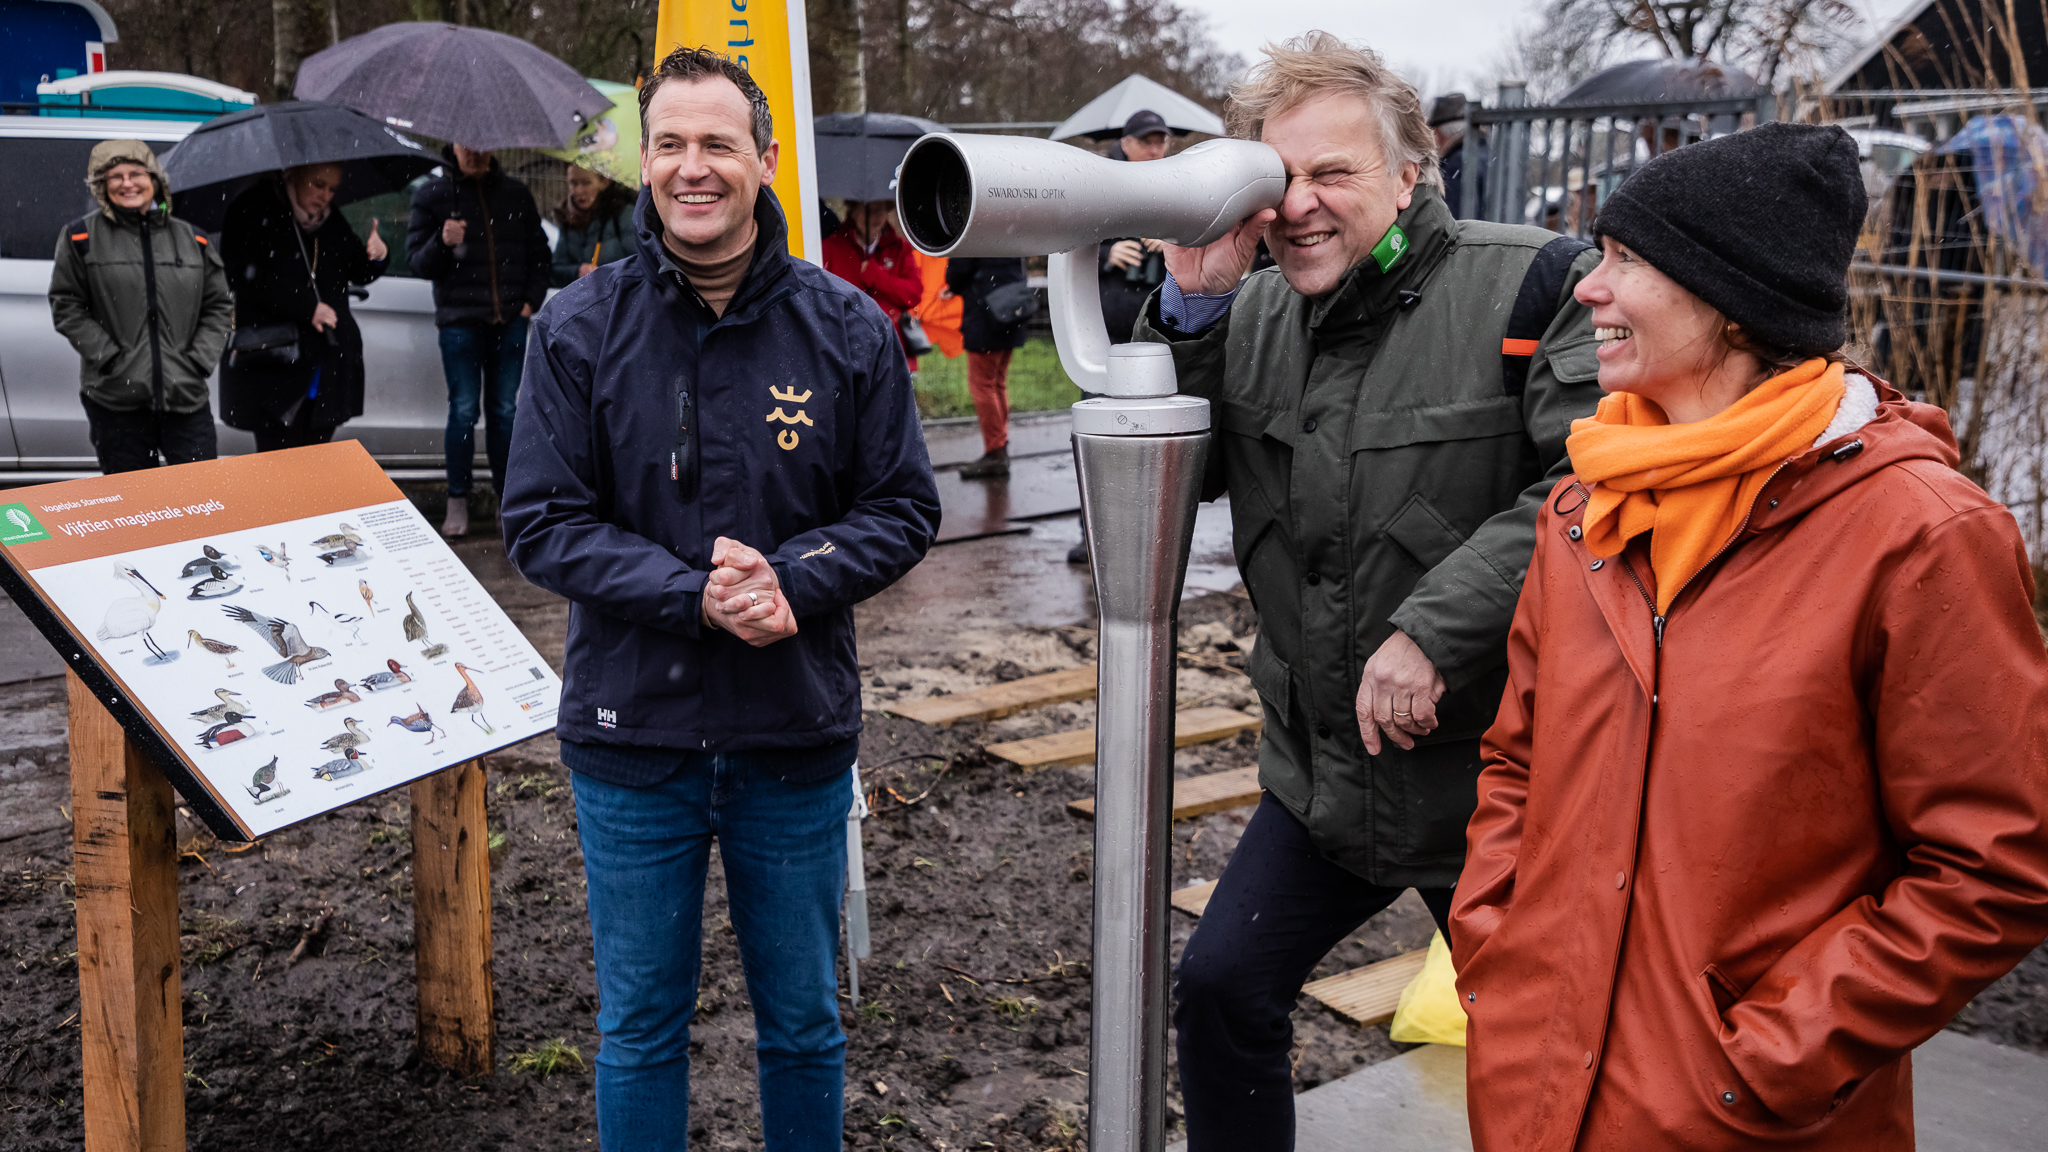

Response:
(0, 503), (51, 546)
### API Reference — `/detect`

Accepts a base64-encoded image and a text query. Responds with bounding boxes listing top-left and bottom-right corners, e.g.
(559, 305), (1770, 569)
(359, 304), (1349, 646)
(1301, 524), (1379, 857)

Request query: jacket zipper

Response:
(477, 182), (502, 324)
(1619, 460), (1789, 652)
(138, 212), (165, 414)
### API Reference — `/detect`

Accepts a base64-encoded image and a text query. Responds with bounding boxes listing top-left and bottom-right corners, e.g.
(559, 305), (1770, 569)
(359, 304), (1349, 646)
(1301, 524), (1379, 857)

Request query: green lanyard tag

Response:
(1371, 223), (1409, 273)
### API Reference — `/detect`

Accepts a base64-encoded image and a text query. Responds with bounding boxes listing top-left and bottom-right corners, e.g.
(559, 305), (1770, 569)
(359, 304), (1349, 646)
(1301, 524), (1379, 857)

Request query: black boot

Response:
(960, 446), (1010, 479)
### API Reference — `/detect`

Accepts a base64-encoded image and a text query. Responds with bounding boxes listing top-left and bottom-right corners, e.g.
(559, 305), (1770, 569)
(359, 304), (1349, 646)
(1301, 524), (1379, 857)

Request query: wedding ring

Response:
(1392, 710), (1412, 717)
(747, 591), (760, 606)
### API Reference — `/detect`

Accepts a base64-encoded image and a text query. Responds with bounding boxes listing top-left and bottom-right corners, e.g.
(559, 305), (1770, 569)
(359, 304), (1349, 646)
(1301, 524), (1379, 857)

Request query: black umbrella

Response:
(161, 101), (440, 233)
(814, 112), (946, 202)
(295, 22), (612, 151)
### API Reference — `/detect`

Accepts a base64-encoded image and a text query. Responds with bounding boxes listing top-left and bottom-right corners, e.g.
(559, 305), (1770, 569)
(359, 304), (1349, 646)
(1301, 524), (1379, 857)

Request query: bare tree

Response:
(1505, 0), (1862, 98)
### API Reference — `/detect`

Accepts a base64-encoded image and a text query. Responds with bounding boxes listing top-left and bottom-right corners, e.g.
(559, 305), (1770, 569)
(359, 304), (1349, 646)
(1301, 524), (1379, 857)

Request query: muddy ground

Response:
(2, 500), (2044, 1151)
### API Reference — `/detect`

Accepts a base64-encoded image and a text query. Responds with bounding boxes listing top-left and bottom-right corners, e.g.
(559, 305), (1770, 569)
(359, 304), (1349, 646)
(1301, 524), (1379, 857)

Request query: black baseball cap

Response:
(1122, 109), (1169, 139)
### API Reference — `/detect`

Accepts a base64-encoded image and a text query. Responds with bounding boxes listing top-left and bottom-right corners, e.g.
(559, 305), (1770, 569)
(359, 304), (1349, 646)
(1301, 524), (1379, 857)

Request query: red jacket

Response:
(1452, 384), (2048, 1150)
(823, 223), (923, 368)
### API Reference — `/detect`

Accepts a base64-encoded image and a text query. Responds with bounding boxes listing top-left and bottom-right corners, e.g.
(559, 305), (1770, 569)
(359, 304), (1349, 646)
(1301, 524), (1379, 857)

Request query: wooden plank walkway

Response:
(1302, 949), (1431, 1028)
(1067, 764), (1263, 820)
(995, 707), (1261, 772)
(1171, 879), (1218, 917)
(883, 666), (1097, 728)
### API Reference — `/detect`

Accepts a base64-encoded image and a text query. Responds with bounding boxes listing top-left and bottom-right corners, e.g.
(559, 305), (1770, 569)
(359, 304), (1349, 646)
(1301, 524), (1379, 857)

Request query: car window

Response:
(0, 136), (178, 259)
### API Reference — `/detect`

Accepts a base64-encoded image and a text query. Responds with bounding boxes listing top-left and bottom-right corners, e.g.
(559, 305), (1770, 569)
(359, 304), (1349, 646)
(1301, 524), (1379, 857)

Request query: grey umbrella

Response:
(161, 101), (439, 233)
(814, 112), (946, 202)
(294, 22), (612, 151)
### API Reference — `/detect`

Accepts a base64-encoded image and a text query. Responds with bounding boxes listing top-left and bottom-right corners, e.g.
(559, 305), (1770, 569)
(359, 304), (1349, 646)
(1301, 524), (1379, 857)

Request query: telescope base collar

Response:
(1072, 395), (1210, 436)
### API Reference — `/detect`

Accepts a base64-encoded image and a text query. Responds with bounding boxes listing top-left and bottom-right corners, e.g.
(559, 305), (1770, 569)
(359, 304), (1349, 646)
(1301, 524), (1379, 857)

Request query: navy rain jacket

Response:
(503, 185), (939, 752)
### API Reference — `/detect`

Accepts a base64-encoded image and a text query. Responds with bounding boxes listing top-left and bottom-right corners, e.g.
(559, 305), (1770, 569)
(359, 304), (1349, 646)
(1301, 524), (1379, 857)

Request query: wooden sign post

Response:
(410, 760), (496, 1075)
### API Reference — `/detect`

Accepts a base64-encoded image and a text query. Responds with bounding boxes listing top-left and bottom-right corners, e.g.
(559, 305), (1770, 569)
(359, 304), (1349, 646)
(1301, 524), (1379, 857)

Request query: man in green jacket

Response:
(49, 139), (233, 474)
(1147, 35), (1602, 1151)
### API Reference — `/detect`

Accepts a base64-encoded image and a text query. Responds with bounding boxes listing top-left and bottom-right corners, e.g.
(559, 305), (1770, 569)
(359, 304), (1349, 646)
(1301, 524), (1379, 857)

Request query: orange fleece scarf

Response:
(1566, 358), (1845, 613)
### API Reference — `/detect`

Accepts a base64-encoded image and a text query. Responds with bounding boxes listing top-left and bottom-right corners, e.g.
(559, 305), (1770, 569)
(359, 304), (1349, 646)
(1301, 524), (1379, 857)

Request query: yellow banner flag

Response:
(653, 0), (821, 263)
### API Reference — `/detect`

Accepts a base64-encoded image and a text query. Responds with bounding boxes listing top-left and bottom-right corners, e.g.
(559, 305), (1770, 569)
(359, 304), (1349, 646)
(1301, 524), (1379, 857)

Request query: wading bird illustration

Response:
(140, 633), (178, 665)
(195, 712), (254, 749)
(358, 579), (377, 617)
(308, 600), (363, 644)
(358, 659), (411, 692)
(311, 747), (365, 781)
(318, 717), (372, 753)
(389, 703), (446, 744)
(187, 564), (242, 600)
(178, 545), (237, 577)
(310, 524), (363, 552)
(401, 592), (428, 644)
(223, 604), (330, 685)
(245, 756), (279, 800)
(451, 663), (494, 734)
(190, 688), (251, 722)
(254, 542), (290, 575)
(186, 630), (240, 668)
(305, 679), (360, 710)
(97, 567), (164, 640)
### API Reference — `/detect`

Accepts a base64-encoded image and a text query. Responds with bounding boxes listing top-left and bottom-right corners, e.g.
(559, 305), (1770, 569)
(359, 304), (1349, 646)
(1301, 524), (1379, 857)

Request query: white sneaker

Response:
(441, 499), (469, 538)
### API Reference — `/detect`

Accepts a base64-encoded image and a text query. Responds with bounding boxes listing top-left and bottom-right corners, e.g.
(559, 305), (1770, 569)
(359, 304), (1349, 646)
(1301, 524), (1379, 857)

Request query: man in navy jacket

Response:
(502, 46), (938, 1151)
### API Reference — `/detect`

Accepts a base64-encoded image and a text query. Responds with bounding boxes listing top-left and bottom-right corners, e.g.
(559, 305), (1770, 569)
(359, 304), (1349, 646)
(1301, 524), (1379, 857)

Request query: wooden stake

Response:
(410, 760), (495, 1075)
(67, 670), (184, 1152)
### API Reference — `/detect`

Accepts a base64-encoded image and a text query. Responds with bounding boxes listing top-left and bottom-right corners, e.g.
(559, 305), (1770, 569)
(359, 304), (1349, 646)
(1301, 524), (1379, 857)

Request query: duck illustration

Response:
(222, 604), (330, 685)
(178, 546), (237, 577)
(401, 592), (428, 644)
(389, 703), (447, 744)
(310, 524), (363, 552)
(358, 579), (378, 617)
(308, 601), (363, 644)
(97, 567), (165, 640)
(451, 663), (494, 734)
(254, 542), (290, 575)
(318, 717), (373, 753)
(186, 564), (242, 600)
(305, 679), (360, 710)
(186, 630), (240, 668)
(244, 756), (279, 800)
(195, 712), (254, 749)
(317, 541), (364, 566)
(311, 747), (365, 781)
(359, 659), (411, 692)
(190, 688), (251, 722)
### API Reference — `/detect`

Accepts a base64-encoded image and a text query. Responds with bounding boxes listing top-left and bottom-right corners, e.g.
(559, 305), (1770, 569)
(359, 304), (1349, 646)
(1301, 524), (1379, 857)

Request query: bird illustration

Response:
(310, 524), (363, 552)
(195, 712), (253, 749)
(305, 679), (360, 710)
(178, 546), (237, 577)
(254, 542), (290, 575)
(97, 567), (164, 640)
(389, 703), (447, 744)
(451, 663), (494, 734)
(190, 689), (251, 722)
(318, 717), (373, 753)
(359, 658), (411, 692)
(401, 592), (428, 644)
(317, 541), (363, 566)
(187, 564), (242, 600)
(358, 579), (377, 617)
(222, 604), (330, 685)
(311, 747), (365, 781)
(308, 601), (363, 644)
(140, 632), (179, 665)
(244, 756), (279, 800)
(186, 630), (240, 668)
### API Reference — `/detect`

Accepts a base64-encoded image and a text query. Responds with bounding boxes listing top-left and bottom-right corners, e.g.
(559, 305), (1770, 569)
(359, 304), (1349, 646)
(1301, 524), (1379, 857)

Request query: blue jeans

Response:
(573, 758), (851, 1151)
(437, 318), (527, 497)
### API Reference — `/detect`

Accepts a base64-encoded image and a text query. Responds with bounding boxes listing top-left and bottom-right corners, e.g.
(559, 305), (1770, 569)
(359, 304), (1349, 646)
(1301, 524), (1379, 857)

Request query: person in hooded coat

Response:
(1451, 123), (2048, 1152)
(219, 162), (388, 452)
(48, 139), (233, 473)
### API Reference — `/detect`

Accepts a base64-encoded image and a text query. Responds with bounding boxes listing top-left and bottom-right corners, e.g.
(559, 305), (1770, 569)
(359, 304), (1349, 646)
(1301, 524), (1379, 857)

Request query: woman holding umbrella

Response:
(219, 163), (388, 451)
(550, 164), (638, 287)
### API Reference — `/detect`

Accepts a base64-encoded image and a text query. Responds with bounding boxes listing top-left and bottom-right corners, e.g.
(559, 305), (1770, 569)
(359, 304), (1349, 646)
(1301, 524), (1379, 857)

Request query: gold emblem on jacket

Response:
(768, 384), (813, 450)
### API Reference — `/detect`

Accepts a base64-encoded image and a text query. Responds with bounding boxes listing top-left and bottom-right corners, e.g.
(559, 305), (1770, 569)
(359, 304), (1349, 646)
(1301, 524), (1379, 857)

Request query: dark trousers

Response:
(83, 398), (217, 474)
(438, 318), (527, 498)
(1173, 793), (1454, 1152)
(249, 399), (337, 453)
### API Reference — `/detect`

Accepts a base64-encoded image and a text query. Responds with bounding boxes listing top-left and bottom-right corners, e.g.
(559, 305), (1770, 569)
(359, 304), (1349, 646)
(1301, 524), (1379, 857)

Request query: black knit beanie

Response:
(1592, 122), (1866, 357)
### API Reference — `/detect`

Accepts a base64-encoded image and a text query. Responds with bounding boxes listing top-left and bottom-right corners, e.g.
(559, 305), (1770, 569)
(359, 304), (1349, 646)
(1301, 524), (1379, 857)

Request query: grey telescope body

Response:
(898, 134), (1284, 1152)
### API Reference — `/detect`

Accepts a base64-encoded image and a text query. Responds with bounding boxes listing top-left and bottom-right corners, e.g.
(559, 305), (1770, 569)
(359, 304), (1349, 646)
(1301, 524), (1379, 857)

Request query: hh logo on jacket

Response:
(766, 383), (813, 450)
(596, 707), (618, 729)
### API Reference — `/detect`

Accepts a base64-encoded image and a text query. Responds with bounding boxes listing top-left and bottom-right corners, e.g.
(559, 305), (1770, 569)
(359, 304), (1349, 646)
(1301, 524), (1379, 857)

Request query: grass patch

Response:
(507, 1038), (587, 1077)
(914, 335), (1083, 420)
(988, 995), (1041, 1019)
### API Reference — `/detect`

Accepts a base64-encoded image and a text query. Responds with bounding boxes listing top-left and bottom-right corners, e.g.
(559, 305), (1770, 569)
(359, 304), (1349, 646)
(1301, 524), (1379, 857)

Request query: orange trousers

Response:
(967, 349), (1012, 453)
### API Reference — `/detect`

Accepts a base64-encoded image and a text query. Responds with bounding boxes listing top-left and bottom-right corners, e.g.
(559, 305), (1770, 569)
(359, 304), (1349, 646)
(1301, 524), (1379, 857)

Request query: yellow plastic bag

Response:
(1387, 931), (1467, 1046)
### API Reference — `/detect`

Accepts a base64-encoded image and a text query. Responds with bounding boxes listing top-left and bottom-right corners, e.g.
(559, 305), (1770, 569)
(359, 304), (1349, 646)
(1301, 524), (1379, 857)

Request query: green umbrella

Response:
(545, 79), (641, 188)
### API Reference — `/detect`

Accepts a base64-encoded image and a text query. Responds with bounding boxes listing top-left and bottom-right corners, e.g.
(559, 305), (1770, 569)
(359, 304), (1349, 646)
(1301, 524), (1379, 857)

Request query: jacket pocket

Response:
(1701, 963), (1744, 1019)
(1244, 630), (1293, 721)
(1383, 493), (1466, 571)
(1544, 330), (1601, 384)
(1346, 395), (1524, 451)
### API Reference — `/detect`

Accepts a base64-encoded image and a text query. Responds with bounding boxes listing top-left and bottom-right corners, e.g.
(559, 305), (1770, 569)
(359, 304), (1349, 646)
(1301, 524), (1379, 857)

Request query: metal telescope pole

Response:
(1061, 290), (1210, 1152)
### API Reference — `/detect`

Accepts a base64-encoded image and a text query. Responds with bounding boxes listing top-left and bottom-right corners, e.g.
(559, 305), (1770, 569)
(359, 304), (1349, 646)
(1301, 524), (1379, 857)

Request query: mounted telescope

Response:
(898, 132), (1284, 1152)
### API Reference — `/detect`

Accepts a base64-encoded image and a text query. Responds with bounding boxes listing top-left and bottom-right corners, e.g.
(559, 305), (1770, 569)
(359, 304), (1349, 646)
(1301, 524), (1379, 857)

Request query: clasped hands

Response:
(699, 536), (798, 647)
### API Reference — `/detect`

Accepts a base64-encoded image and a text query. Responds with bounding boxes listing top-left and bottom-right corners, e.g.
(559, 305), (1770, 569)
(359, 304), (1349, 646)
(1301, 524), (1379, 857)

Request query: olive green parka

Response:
(1136, 186), (1601, 887)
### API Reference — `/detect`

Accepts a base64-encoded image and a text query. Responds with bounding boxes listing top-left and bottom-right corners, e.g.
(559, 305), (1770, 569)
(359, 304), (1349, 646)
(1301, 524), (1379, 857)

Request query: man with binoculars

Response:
(1140, 33), (1602, 1151)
